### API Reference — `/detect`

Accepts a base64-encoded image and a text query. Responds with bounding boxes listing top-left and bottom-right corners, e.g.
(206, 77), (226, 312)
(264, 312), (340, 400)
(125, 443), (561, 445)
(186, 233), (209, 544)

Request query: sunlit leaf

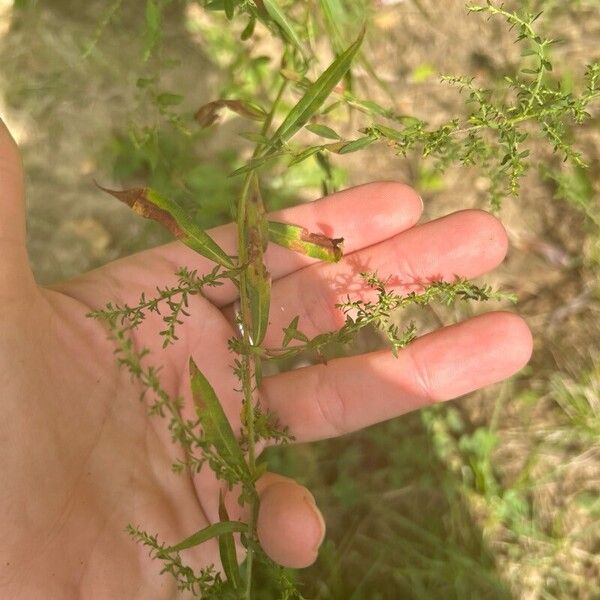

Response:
(337, 135), (376, 154)
(229, 152), (287, 177)
(268, 221), (344, 262)
(164, 520), (247, 553)
(305, 123), (341, 140)
(283, 315), (300, 347)
(282, 315), (308, 347)
(345, 96), (391, 118)
(373, 123), (406, 142)
(239, 131), (268, 143)
(190, 359), (250, 477)
(218, 493), (243, 589)
(268, 28), (365, 147)
(289, 145), (323, 166)
(96, 184), (234, 268)
(410, 63), (436, 83)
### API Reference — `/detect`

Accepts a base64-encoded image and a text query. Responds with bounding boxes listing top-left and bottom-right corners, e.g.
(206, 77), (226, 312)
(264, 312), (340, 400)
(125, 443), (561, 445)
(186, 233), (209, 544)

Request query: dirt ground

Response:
(1, 0), (599, 597)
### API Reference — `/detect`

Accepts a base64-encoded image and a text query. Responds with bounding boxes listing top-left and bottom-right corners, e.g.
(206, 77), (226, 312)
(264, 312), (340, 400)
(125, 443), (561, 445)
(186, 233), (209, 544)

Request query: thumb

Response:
(0, 117), (33, 291)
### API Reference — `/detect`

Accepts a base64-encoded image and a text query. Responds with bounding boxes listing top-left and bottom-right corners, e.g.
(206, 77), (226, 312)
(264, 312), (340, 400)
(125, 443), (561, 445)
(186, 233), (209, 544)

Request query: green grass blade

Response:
(268, 27), (365, 147)
(164, 520), (247, 553)
(268, 221), (344, 262)
(190, 359), (250, 478)
(218, 493), (243, 589)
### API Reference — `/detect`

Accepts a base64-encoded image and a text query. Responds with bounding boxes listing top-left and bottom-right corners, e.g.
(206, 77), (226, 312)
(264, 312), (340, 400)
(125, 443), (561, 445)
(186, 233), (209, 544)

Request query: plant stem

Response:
(234, 172), (257, 598)
(262, 78), (289, 141)
(236, 75), (291, 598)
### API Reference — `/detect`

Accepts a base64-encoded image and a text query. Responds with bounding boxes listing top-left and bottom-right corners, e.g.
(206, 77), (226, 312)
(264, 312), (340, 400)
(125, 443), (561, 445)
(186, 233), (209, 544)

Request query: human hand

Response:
(0, 119), (532, 598)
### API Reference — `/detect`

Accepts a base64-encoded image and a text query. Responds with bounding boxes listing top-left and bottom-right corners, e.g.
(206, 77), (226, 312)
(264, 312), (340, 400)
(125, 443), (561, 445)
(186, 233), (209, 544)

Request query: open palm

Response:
(0, 120), (532, 598)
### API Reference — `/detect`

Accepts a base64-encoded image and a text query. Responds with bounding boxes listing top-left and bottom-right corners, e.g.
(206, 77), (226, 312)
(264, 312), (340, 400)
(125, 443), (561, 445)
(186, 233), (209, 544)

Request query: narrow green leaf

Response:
(373, 123), (407, 142)
(319, 0), (347, 52)
(143, 0), (162, 60)
(261, 0), (306, 57)
(164, 520), (247, 553)
(305, 123), (342, 140)
(268, 27), (365, 147)
(282, 315), (308, 347)
(223, 0), (235, 19)
(156, 92), (183, 108)
(268, 221), (344, 262)
(344, 96), (391, 118)
(96, 184), (234, 269)
(238, 131), (268, 143)
(283, 315), (300, 347)
(206, 0), (227, 10)
(254, 354), (263, 388)
(241, 16), (256, 40)
(243, 175), (271, 345)
(229, 151), (287, 177)
(189, 359), (250, 477)
(336, 135), (376, 154)
(289, 145), (323, 166)
(136, 76), (156, 88)
(218, 494), (243, 589)
(253, 460), (268, 480)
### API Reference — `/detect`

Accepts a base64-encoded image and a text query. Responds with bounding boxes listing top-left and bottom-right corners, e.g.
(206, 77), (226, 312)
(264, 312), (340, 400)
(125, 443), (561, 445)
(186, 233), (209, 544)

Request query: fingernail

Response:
(303, 493), (326, 553)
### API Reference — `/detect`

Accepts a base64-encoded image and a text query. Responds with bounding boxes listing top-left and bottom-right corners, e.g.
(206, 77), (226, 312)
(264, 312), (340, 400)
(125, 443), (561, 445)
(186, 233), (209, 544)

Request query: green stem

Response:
(237, 139), (272, 600)
(234, 173), (257, 599)
(236, 75), (291, 599)
(241, 357), (256, 600)
(261, 78), (289, 142)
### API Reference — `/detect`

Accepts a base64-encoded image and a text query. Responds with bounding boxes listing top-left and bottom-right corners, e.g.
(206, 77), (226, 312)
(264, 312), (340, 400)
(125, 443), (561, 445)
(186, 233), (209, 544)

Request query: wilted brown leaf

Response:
(267, 221), (344, 262)
(194, 99), (266, 128)
(96, 182), (234, 268)
(95, 183), (182, 237)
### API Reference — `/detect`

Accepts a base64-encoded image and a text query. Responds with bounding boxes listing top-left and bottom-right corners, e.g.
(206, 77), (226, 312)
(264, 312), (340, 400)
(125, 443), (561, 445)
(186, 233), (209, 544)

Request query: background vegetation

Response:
(0, 0), (598, 597)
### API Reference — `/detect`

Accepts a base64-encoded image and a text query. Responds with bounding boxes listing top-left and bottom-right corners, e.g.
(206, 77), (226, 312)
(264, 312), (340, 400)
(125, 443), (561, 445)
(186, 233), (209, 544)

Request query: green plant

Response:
(82, 1), (599, 597)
